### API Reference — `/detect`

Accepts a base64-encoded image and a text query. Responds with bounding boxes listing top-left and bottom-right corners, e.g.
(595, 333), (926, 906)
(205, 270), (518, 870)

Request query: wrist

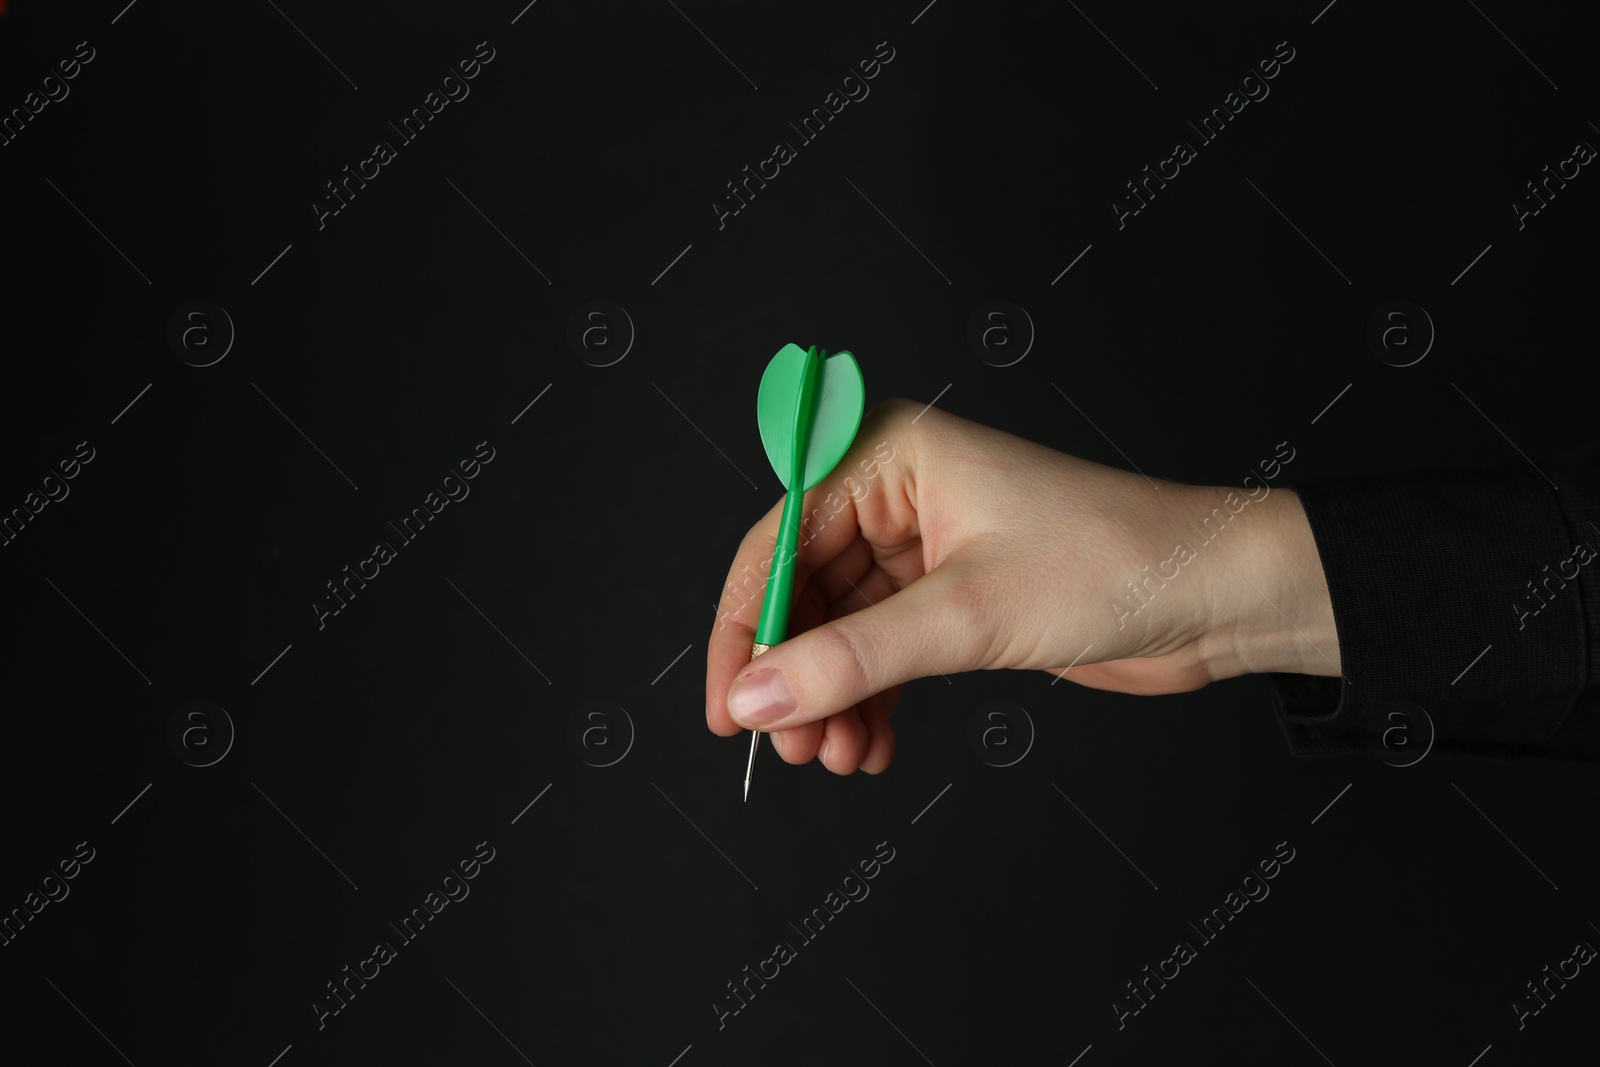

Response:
(1193, 484), (1341, 680)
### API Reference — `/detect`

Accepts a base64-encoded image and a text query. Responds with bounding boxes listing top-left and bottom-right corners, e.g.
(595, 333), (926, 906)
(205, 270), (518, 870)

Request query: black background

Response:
(3, 0), (1598, 1063)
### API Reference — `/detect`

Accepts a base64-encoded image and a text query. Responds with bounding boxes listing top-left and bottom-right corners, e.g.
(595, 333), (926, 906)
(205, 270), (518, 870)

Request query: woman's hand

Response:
(704, 399), (1337, 776)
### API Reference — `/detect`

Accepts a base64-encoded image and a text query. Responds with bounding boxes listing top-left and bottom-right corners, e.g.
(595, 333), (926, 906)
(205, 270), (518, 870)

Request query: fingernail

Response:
(728, 668), (797, 727)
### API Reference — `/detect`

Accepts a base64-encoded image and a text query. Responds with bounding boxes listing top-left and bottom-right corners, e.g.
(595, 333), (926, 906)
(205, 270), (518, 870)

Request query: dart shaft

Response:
(754, 346), (823, 647)
(754, 491), (804, 646)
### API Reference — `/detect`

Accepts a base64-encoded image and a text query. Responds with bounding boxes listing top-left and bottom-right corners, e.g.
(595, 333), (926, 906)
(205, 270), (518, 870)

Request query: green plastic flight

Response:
(753, 343), (865, 647)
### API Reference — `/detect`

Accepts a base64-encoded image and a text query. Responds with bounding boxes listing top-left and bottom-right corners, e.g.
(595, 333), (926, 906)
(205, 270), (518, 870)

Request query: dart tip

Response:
(743, 724), (761, 803)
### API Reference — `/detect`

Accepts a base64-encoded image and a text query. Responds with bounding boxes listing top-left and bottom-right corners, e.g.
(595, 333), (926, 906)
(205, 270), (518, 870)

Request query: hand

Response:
(704, 399), (1338, 776)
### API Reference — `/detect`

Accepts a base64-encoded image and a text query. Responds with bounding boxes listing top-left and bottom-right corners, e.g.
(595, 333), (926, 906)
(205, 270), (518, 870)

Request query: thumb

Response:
(726, 565), (982, 731)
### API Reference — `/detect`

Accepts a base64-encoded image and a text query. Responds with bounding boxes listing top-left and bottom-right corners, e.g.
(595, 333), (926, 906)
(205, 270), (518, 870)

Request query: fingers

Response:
(817, 707), (867, 773)
(818, 691), (899, 775)
(725, 561), (985, 732)
(857, 691), (898, 774)
(783, 692), (898, 775)
(774, 679), (902, 776)
(769, 719), (824, 764)
(807, 534), (877, 605)
(824, 558), (900, 616)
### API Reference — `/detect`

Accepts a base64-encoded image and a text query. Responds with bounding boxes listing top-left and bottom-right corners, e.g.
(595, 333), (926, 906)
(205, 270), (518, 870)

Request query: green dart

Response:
(744, 342), (866, 801)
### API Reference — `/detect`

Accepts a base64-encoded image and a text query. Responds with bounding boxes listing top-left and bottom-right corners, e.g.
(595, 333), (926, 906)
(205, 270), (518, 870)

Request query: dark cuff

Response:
(1263, 463), (1589, 756)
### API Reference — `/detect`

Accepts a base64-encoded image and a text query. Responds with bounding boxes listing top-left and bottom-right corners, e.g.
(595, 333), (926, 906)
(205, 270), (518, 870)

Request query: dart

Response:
(743, 342), (866, 801)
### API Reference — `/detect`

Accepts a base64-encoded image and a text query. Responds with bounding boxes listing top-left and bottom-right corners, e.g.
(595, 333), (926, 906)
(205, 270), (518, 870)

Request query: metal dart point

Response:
(744, 728), (759, 802)
(743, 641), (772, 801)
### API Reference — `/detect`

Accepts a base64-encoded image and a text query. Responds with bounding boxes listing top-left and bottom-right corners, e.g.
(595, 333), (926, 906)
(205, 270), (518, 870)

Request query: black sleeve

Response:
(1264, 444), (1600, 758)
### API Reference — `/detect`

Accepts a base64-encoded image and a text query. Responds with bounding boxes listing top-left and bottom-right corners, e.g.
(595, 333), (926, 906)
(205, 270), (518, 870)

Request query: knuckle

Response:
(808, 622), (874, 704)
(869, 397), (929, 435)
(871, 396), (920, 420)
